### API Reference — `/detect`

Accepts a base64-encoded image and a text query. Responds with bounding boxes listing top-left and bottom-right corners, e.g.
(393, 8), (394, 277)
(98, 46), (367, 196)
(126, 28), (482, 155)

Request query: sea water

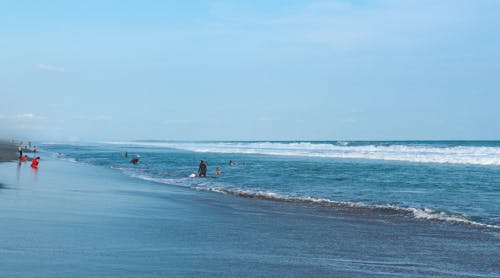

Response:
(42, 140), (500, 228)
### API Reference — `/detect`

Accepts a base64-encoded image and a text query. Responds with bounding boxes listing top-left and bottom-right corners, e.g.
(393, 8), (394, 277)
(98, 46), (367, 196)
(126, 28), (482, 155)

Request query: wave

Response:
(116, 169), (500, 230)
(106, 141), (500, 166)
(51, 152), (86, 164)
(206, 188), (500, 230)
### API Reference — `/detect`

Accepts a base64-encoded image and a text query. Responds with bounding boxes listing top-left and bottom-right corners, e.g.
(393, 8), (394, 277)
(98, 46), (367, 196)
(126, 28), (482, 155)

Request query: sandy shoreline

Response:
(0, 141), (18, 162)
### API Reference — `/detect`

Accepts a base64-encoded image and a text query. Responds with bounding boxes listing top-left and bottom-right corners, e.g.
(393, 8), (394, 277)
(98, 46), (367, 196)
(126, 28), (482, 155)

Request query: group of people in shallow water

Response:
(124, 152), (141, 164)
(192, 160), (238, 177)
(125, 150), (239, 178)
(189, 161), (213, 177)
(18, 154), (40, 168)
(17, 141), (40, 169)
(16, 143), (242, 173)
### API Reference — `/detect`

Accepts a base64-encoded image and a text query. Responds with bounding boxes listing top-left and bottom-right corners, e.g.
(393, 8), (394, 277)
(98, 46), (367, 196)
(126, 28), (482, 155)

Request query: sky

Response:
(1, 0), (499, 141)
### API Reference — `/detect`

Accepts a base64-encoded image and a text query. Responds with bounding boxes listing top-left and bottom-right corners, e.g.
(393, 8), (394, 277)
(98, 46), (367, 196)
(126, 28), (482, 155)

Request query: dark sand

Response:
(0, 141), (18, 162)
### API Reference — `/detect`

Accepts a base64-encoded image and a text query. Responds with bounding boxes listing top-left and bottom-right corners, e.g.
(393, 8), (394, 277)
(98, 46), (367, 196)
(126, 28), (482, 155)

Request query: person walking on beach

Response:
(198, 160), (207, 177)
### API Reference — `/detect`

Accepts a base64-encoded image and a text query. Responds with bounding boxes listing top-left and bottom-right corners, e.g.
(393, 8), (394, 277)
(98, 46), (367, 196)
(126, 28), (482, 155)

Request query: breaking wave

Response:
(118, 170), (500, 230)
(107, 141), (500, 166)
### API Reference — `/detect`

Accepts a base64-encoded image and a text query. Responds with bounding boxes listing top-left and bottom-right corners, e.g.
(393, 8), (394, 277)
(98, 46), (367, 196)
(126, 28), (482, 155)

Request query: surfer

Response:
(189, 171), (197, 178)
(229, 160), (237, 166)
(215, 167), (221, 175)
(198, 160), (207, 177)
(19, 155), (28, 162)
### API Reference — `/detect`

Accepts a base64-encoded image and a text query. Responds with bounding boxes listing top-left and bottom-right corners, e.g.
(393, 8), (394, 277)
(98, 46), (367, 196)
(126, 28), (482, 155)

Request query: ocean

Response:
(1, 140), (499, 276)
(46, 140), (500, 228)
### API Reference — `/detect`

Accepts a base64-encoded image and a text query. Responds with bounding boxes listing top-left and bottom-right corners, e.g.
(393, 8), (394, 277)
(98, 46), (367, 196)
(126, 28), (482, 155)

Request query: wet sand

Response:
(0, 156), (499, 277)
(0, 141), (18, 162)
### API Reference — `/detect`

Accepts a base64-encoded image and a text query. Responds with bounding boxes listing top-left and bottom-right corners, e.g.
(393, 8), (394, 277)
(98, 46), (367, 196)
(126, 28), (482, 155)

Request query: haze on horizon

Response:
(1, 1), (499, 142)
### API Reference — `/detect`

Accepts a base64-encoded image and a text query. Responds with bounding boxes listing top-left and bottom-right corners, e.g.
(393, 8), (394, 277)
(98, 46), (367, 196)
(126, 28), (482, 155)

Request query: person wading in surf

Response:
(198, 160), (207, 177)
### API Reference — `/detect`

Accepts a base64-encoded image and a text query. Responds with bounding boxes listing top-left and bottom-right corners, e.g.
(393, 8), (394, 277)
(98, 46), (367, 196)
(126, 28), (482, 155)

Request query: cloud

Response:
(16, 113), (47, 120)
(208, 0), (481, 51)
(350, 107), (365, 114)
(75, 115), (113, 121)
(95, 115), (112, 121)
(162, 119), (194, 125)
(16, 113), (36, 119)
(38, 63), (65, 72)
(14, 124), (45, 131)
(340, 118), (357, 124)
(0, 113), (46, 120)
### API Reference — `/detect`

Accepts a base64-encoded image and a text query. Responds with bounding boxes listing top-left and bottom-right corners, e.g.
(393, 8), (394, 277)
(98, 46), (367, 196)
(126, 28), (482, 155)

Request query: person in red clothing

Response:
(19, 155), (28, 162)
(31, 157), (40, 168)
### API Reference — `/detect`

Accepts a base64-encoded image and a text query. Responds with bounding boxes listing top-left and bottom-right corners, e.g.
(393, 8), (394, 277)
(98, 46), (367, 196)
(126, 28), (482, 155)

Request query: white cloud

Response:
(258, 116), (272, 122)
(15, 113), (46, 120)
(0, 113), (46, 120)
(75, 115), (113, 121)
(38, 63), (65, 72)
(350, 108), (365, 114)
(341, 118), (357, 124)
(208, 0), (478, 51)
(16, 113), (35, 119)
(162, 119), (194, 125)
(15, 124), (45, 131)
(95, 115), (112, 121)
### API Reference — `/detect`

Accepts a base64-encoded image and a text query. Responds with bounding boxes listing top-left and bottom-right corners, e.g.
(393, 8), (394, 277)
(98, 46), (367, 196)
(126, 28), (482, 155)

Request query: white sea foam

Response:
(106, 141), (500, 166)
(204, 188), (500, 229)
(111, 168), (500, 230)
(51, 152), (85, 164)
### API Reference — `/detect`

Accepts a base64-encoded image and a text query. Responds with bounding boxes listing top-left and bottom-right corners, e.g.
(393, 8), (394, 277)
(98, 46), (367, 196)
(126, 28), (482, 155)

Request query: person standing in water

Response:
(198, 160), (207, 177)
(31, 157), (40, 168)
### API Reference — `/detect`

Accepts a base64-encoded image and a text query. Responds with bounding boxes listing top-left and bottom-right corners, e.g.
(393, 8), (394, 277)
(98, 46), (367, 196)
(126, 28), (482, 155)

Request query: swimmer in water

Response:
(130, 156), (140, 164)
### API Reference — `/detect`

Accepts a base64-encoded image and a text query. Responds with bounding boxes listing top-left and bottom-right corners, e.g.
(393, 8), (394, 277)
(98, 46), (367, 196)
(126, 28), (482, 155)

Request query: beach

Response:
(0, 143), (499, 277)
(0, 141), (18, 162)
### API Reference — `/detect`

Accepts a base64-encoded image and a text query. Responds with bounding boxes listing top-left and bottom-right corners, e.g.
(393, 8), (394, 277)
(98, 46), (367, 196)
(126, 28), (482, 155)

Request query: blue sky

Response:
(1, 0), (499, 141)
